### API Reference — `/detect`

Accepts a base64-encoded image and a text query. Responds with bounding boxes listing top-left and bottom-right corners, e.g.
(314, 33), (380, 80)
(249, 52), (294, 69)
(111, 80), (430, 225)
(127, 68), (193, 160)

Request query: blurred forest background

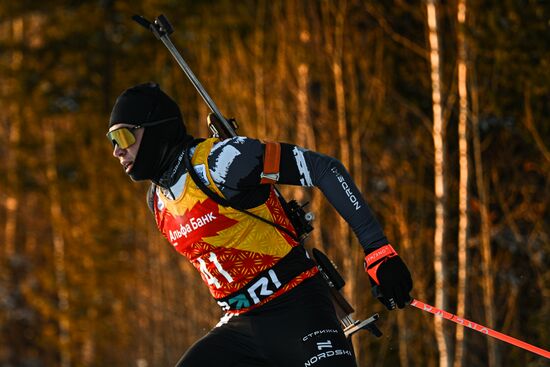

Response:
(1, 0), (548, 366)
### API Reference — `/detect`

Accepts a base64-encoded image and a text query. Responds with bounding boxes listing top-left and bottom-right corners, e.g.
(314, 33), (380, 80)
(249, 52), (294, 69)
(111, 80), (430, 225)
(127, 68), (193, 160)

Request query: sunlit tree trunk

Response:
(454, 1), (469, 366)
(254, 0), (267, 139)
(332, 0), (350, 176)
(322, 0), (354, 306)
(471, 68), (501, 367)
(78, 4), (115, 363)
(101, 0), (114, 113)
(296, 62), (312, 164)
(344, 50), (361, 191)
(344, 45), (371, 364)
(523, 87), (550, 165)
(69, 199), (97, 366)
(394, 201), (412, 367)
(292, 2), (324, 251)
(0, 17), (23, 366)
(426, 1), (452, 366)
(296, 62), (325, 246)
(3, 17), (23, 263)
(197, 26), (211, 138)
(43, 119), (72, 367)
(136, 232), (153, 365)
(149, 225), (165, 365)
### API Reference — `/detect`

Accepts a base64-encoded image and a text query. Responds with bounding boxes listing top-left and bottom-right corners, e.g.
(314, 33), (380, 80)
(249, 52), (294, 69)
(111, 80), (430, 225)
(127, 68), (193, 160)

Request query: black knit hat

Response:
(109, 82), (190, 182)
(109, 82), (183, 127)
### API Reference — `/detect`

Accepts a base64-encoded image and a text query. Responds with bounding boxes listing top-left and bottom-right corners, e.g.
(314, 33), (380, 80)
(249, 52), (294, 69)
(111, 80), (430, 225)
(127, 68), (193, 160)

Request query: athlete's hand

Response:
(364, 244), (412, 310)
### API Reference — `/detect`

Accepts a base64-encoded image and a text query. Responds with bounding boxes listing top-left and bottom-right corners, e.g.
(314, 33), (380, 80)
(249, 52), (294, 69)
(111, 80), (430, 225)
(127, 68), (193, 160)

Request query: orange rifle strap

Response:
(260, 141), (281, 184)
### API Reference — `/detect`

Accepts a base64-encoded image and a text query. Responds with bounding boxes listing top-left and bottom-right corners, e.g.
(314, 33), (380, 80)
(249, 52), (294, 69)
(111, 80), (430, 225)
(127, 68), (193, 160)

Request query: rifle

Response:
(132, 13), (381, 340)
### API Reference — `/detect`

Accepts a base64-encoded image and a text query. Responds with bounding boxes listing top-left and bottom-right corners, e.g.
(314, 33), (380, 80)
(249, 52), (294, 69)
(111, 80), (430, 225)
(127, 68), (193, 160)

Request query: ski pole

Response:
(410, 299), (550, 359)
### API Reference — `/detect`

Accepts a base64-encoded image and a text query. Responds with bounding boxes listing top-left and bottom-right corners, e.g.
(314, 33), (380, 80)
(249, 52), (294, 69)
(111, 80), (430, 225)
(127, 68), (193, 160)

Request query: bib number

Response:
(197, 252), (233, 288)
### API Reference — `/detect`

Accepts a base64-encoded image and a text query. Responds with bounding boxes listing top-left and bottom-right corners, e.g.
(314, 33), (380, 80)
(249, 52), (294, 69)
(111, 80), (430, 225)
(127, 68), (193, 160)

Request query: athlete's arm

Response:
(277, 143), (387, 251)
(207, 137), (387, 251)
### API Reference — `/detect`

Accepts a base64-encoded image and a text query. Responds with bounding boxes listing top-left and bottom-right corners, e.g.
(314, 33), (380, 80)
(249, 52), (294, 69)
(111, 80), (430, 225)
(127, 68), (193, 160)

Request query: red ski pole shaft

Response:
(410, 299), (550, 359)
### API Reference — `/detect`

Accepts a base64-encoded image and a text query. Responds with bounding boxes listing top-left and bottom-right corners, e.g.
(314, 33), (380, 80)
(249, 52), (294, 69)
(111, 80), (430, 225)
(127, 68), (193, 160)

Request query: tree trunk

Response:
(292, 1), (323, 251)
(254, 0), (267, 139)
(322, 0), (354, 305)
(295, 62), (324, 247)
(3, 17), (23, 263)
(345, 43), (372, 364)
(394, 201), (412, 367)
(43, 119), (72, 367)
(523, 87), (550, 165)
(426, 1), (452, 366)
(296, 64), (313, 155)
(454, 1), (470, 366)
(471, 67), (501, 367)
(0, 17), (24, 365)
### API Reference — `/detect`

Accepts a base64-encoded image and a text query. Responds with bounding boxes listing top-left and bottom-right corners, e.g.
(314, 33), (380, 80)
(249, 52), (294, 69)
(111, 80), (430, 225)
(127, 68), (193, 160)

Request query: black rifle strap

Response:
(183, 139), (299, 242)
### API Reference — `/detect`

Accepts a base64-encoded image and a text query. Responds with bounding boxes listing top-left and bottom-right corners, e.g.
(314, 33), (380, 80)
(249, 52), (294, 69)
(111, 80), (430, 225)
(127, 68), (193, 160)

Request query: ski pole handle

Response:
(410, 299), (550, 359)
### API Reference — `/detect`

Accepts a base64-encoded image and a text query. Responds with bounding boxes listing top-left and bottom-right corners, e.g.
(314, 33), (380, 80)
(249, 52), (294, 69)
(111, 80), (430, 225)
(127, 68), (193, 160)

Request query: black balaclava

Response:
(109, 82), (192, 182)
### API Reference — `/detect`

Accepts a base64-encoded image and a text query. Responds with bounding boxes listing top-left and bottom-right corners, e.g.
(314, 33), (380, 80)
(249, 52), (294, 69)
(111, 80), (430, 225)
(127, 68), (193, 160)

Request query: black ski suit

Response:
(148, 137), (387, 367)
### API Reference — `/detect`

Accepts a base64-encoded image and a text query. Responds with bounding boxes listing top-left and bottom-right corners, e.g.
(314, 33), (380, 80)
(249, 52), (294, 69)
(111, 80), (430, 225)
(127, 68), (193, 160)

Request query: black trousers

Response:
(175, 275), (358, 367)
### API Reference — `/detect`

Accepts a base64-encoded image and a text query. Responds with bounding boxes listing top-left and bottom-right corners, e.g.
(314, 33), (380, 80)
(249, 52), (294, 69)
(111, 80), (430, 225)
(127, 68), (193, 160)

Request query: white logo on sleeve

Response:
(211, 145), (241, 184)
(293, 147), (313, 186)
(193, 164), (211, 186)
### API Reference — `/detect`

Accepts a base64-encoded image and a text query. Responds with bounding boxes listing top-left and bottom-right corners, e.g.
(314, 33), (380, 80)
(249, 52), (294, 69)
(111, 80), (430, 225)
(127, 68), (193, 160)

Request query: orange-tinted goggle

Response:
(106, 117), (179, 149)
(106, 126), (139, 149)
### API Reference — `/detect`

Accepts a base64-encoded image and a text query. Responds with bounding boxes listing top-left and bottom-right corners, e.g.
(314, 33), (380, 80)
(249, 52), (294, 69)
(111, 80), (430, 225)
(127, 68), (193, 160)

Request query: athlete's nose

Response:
(113, 144), (125, 158)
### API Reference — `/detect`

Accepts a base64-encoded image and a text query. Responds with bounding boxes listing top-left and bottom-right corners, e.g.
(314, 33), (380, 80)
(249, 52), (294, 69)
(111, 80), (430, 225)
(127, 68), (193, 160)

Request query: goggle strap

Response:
(138, 116), (179, 128)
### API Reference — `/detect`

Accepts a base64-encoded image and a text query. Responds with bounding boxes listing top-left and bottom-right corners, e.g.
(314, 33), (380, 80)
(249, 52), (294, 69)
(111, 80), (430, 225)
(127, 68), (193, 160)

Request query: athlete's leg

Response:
(250, 275), (358, 367)
(175, 315), (276, 367)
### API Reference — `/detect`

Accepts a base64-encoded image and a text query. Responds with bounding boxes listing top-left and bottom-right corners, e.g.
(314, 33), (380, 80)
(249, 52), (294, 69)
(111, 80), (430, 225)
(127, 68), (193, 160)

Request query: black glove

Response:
(364, 244), (413, 310)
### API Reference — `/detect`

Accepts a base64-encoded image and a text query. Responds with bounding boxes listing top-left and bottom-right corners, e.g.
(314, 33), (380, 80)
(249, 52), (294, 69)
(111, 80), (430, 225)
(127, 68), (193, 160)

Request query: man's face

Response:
(108, 123), (145, 174)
